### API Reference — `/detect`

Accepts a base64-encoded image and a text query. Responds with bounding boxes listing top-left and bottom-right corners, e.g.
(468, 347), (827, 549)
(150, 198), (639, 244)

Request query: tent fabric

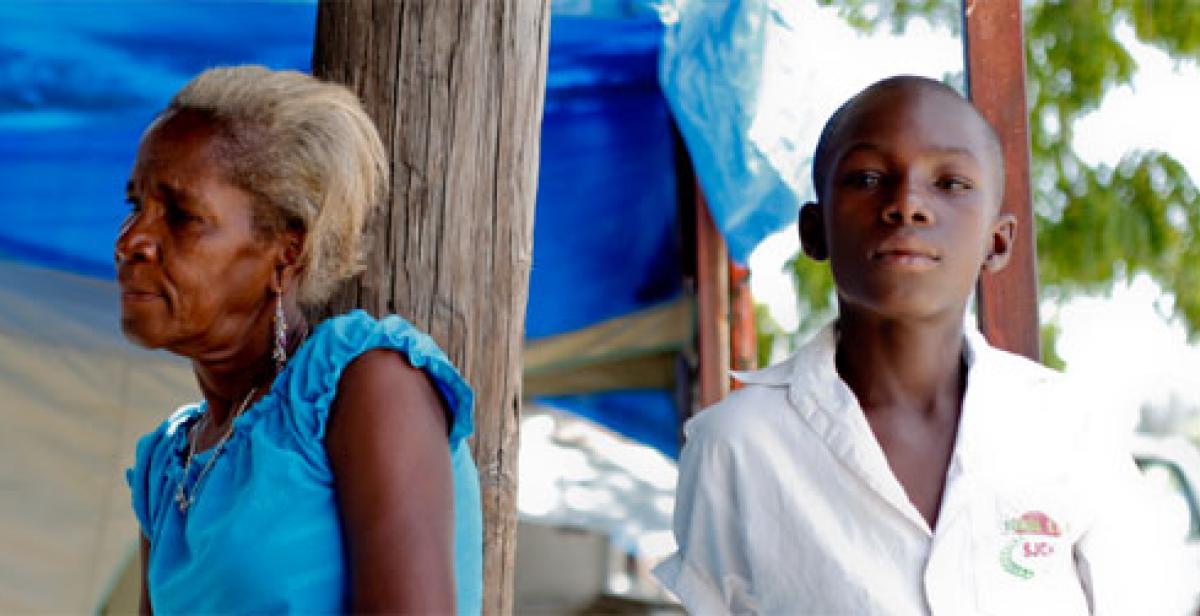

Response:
(0, 1), (689, 339)
(658, 0), (812, 263)
(0, 5), (314, 611)
(0, 0), (317, 279)
(526, 14), (683, 341)
(525, 14), (687, 457)
(0, 260), (196, 612)
(1, 2), (790, 293)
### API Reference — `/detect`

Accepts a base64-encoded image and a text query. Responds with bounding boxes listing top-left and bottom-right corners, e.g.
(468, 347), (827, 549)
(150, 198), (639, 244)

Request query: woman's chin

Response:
(119, 316), (169, 349)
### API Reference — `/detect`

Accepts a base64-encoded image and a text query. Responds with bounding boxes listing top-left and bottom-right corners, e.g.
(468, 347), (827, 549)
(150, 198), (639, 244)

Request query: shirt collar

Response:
(733, 318), (1001, 463)
(729, 324), (834, 388)
(732, 318), (1039, 536)
(732, 317), (993, 387)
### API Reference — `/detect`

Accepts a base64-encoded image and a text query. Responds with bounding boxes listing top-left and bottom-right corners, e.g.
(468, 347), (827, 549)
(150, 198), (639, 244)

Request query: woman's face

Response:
(116, 110), (279, 358)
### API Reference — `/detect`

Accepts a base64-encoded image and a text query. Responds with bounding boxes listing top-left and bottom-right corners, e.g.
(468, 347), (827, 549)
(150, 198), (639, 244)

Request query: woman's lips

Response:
(120, 289), (161, 303)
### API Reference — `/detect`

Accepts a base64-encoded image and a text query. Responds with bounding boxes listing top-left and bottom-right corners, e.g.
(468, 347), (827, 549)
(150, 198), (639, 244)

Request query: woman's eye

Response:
(121, 198), (143, 226)
(168, 210), (201, 226)
(164, 200), (202, 226)
(119, 198), (141, 234)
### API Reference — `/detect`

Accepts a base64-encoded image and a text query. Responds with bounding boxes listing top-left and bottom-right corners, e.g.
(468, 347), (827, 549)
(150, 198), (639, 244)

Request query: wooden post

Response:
(962, 0), (1041, 361)
(695, 189), (731, 408)
(728, 261), (757, 386)
(312, 2), (550, 613)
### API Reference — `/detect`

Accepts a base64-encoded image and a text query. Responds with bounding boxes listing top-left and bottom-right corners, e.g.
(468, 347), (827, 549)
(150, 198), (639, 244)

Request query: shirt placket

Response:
(792, 381), (935, 537)
(923, 453), (976, 615)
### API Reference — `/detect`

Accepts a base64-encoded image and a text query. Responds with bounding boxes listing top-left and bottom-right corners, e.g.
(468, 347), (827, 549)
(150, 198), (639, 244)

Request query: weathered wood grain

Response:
(313, 1), (550, 613)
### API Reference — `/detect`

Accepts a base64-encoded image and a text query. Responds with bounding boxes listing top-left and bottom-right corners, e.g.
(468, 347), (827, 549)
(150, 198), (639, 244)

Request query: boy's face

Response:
(800, 84), (1015, 322)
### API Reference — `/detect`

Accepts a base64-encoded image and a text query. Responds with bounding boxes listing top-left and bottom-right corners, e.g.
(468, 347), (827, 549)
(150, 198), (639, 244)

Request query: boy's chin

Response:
(838, 293), (968, 324)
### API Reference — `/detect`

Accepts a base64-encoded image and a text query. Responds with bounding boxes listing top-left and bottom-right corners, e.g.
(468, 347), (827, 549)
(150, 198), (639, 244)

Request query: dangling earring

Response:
(273, 294), (288, 371)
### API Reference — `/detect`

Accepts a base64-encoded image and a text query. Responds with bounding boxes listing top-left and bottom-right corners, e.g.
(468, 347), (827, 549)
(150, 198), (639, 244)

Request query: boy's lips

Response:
(870, 238), (940, 269)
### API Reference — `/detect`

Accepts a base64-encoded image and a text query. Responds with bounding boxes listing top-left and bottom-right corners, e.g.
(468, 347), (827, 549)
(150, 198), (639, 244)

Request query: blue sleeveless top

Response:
(127, 310), (483, 614)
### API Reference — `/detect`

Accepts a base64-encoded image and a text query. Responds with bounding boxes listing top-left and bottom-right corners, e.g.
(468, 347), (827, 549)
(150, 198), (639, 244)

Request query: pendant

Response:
(175, 484), (190, 513)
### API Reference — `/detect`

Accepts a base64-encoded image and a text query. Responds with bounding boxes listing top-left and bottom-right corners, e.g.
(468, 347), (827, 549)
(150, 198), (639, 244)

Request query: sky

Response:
(745, 0), (1200, 424)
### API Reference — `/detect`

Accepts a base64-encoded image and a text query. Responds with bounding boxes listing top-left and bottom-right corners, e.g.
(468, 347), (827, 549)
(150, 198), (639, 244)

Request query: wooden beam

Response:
(312, 1), (550, 613)
(963, 0), (1042, 361)
(728, 261), (757, 387)
(695, 188), (731, 408)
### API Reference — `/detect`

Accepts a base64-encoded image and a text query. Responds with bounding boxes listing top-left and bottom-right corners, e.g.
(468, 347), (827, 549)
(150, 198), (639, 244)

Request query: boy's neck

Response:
(833, 308), (967, 421)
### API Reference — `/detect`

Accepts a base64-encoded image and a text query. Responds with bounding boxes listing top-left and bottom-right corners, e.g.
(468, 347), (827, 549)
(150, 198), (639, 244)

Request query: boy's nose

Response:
(881, 183), (933, 226)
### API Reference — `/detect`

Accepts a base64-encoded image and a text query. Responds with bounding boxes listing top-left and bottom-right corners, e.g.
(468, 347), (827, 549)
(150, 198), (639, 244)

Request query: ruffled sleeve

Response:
(125, 418), (174, 539)
(276, 310), (476, 469)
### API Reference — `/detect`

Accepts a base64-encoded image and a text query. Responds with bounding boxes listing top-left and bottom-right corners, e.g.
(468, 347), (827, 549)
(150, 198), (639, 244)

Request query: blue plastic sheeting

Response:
(659, 0), (803, 263)
(538, 390), (680, 459)
(524, 15), (684, 456)
(526, 15), (682, 340)
(1, 6), (682, 340)
(0, 3), (684, 455)
(0, 1), (317, 278)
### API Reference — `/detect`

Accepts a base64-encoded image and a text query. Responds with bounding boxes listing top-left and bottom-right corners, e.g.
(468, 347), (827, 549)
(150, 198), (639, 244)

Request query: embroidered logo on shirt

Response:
(999, 510), (1062, 579)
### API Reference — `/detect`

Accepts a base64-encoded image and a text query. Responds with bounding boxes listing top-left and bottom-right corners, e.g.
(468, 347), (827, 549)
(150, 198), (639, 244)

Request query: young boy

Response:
(655, 76), (1190, 614)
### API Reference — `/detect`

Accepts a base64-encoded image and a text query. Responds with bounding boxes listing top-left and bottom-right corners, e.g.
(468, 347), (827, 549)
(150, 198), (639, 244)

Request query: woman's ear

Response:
(799, 202), (828, 261)
(982, 213), (1017, 273)
(271, 229), (306, 294)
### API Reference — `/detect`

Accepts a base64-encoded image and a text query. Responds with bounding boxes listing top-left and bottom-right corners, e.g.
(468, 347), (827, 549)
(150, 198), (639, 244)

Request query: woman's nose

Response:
(114, 211), (160, 265)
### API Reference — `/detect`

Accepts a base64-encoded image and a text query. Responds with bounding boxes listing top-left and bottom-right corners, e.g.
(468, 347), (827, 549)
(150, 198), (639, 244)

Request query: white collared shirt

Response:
(655, 323), (1192, 615)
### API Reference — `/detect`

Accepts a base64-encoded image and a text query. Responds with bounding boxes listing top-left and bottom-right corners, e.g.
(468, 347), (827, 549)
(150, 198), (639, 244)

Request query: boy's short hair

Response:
(810, 75), (1005, 204)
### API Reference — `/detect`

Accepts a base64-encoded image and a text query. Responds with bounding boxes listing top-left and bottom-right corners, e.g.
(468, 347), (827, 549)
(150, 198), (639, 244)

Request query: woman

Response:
(119, 66), (481, 614)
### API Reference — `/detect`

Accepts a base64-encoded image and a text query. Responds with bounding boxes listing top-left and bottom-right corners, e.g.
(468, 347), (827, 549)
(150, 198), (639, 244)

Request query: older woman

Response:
(119, 66), (481, 613)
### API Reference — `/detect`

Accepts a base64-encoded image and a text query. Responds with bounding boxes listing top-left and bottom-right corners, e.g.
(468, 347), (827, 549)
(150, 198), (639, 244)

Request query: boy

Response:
(655, 76), (1189, 614)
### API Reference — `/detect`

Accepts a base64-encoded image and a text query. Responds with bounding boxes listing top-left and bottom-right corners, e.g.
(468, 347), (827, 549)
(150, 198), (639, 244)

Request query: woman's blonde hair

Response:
(165, 65), (387, 306)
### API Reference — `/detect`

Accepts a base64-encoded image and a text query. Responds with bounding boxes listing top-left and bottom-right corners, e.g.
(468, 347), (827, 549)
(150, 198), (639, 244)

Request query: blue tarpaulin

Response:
(527, 14), (684, 457)
(0, 1), (316, 277)
(1, 2), (688, 457)
(527, 16), (681, 341)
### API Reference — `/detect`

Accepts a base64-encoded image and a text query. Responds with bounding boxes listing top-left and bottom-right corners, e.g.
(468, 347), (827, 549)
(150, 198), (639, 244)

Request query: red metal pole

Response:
(963, 0), (1042, 361)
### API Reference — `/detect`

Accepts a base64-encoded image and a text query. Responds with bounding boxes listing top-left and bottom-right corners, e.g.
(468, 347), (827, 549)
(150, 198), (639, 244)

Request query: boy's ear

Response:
(982, 213), (1017, 273)
(799, 202), (828, 261)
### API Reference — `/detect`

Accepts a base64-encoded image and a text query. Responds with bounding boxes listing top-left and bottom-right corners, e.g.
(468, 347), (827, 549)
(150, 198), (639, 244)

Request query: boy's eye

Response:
(842, 170), (884, 190)
(935, 176), (974, 192)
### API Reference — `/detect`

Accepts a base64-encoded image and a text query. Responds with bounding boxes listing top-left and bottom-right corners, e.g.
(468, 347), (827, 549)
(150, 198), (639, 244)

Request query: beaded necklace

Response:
(174, 386), (258, 514)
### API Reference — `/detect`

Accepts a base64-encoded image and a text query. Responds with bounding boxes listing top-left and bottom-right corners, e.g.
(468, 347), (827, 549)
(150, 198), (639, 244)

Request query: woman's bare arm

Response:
(138, 536), (152, 615)
(325, 349), (456, 613)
